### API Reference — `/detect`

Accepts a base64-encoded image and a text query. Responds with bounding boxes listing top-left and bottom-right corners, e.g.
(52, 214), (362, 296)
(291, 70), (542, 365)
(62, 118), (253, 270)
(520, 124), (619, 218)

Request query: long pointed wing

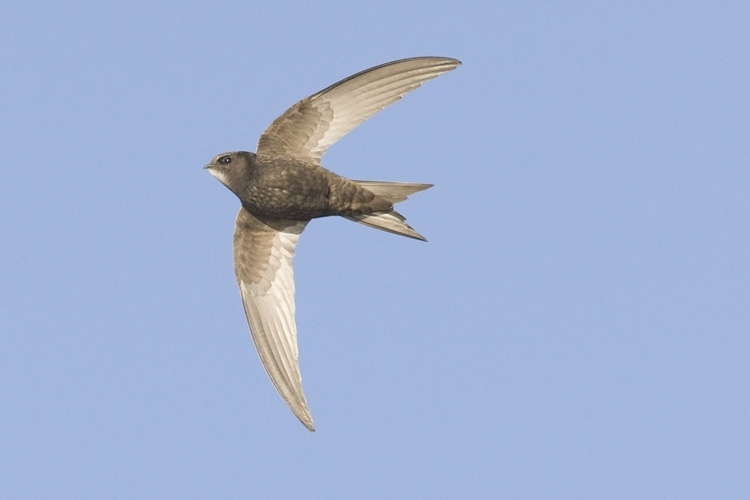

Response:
(233, 207), (314, 431)
(256, 57), (461, 162)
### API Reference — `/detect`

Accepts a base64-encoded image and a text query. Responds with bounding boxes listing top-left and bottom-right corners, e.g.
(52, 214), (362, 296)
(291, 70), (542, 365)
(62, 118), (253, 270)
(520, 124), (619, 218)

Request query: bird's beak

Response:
(203, 164), (212, 170)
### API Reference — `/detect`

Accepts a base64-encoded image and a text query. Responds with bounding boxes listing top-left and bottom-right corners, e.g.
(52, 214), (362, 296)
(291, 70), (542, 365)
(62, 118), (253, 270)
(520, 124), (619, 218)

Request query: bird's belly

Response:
(243, 184), (332, 220)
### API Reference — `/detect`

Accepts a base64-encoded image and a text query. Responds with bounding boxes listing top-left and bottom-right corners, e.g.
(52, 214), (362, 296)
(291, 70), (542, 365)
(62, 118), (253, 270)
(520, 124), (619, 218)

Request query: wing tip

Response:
(294, 407), (316, 432)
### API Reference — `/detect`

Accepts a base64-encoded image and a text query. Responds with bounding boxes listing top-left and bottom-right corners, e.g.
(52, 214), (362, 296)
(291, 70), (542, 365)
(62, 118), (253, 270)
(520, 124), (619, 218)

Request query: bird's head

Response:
(204, 151), (256, 195)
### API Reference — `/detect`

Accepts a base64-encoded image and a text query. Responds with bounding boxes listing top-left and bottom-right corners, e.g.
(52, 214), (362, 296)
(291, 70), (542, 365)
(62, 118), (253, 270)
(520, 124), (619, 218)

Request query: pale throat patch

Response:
(208, 168), (230, 186)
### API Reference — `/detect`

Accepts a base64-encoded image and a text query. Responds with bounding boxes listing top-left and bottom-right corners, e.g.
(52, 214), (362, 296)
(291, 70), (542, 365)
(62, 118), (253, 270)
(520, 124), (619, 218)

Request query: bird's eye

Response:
(219, 156), (232, 165)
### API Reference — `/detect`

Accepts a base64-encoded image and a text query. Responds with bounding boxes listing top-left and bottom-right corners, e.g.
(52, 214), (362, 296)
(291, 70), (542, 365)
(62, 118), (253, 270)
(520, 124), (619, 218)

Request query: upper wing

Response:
(256, 57), (461, 162)
(232, 207), (313, 431)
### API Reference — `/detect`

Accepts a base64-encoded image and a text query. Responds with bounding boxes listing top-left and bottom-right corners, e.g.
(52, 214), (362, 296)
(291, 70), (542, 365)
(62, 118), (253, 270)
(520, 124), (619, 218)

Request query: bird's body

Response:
(216, 152), (398, 221)
(206, 57), (460, 431)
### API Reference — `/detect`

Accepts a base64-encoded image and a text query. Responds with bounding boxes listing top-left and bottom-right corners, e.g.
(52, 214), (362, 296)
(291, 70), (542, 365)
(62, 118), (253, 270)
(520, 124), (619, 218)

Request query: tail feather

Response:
(345, 180), (432, 241)
(343, 210), (427, 241)
(352, 180), (432, 204)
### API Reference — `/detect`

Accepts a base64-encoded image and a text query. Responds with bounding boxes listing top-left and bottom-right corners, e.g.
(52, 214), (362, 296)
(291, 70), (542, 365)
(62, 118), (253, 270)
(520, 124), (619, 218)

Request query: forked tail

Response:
(344, 181), (432, 241)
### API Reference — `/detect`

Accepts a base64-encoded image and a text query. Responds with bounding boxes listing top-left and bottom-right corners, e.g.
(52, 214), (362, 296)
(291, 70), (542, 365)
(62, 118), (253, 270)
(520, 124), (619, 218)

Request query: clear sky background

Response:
(2, 1), (749, 498)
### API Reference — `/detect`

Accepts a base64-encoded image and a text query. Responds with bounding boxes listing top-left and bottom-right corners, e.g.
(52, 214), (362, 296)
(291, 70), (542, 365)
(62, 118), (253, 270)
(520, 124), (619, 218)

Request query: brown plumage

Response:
(206, 57), (460, 431)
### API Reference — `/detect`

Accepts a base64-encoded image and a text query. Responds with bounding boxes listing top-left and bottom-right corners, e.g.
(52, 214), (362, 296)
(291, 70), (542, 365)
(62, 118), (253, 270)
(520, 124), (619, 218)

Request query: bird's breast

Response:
(242, 158), (334, 220)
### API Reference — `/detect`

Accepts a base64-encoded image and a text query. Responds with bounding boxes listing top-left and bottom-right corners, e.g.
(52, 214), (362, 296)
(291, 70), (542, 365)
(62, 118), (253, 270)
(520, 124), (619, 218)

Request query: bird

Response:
(205, 56), (461, 431)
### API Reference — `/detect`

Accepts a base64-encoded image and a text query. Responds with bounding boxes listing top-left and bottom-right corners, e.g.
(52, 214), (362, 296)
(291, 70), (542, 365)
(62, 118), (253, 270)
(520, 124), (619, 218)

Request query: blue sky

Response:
(2, 1), (749, 498)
